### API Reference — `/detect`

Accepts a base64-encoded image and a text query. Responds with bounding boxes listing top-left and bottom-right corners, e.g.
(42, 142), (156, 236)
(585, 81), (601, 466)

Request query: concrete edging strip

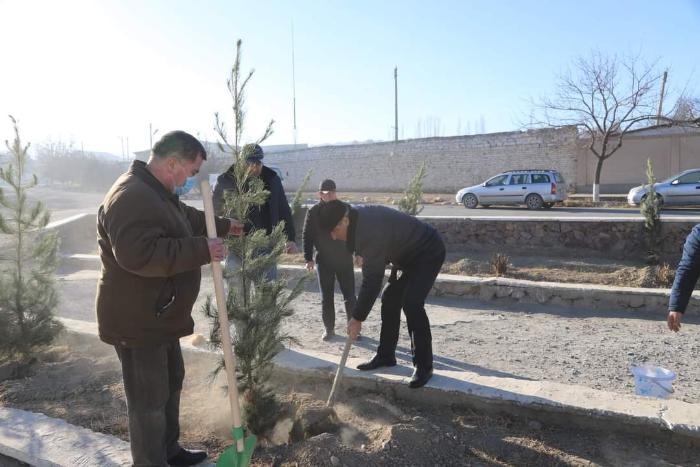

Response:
(0, 406), (132, 467)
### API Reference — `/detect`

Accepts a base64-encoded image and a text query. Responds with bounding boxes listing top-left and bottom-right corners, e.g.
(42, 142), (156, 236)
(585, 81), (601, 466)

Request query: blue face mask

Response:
(174, 176), (196, 196)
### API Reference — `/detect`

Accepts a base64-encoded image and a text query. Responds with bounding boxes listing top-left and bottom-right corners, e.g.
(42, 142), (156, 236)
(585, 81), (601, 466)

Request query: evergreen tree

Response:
(398, 162), (427, 216)
(640, 158), (661, 265)
(0, 116), (62, 362)
(204, 40), (306, 436)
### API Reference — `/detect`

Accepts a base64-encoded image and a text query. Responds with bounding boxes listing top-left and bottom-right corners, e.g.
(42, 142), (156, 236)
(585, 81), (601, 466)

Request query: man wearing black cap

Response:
(318, 200), (445, 388)
(213, 143), (298, 280)
(302, 179), (357, 341)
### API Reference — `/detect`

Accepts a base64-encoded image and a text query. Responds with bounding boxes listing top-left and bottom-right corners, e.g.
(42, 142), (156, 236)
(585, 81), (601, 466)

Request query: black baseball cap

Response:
(242, 143), (264, 162)
(319, 179), (336, 193)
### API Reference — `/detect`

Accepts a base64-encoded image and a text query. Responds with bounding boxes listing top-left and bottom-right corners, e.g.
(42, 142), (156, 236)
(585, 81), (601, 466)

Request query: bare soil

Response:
(1, 343), (699, 466)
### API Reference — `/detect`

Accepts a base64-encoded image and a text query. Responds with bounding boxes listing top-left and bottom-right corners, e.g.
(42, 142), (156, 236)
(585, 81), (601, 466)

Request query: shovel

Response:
(326, 335), (353, 407)
(201, 180), (256, 467)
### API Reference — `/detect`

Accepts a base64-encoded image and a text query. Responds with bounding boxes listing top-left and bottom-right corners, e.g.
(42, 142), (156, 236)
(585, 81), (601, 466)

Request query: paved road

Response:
(24, 186), (700, 222)
(415, 204), (700, 220)
(184, 198), (700, 221)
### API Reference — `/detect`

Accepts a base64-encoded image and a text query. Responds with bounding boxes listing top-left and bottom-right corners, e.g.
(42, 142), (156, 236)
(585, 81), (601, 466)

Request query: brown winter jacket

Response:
(96, 161), (230, 347)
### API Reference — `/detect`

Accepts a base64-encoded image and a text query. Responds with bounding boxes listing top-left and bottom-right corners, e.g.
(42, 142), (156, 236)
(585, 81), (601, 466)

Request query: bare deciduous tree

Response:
(537, 52), (661, 201)
(671, 95), (700, 122)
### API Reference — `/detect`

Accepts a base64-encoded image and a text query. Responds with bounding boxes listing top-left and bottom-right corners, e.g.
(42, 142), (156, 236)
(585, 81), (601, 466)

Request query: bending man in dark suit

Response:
(318, 200), (445, 388)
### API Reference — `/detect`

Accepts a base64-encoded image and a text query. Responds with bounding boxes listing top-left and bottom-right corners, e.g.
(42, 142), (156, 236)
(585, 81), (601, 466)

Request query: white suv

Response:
(455, 170), (568, 209)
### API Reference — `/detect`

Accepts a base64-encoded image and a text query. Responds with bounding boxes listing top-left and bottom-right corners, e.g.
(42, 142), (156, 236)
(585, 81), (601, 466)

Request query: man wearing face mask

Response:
(213, 143), (298, 281)
(96, 131), (242, 467)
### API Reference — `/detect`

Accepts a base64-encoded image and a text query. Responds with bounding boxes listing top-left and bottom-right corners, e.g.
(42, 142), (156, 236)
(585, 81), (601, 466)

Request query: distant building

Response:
(575, 124), (700, 193)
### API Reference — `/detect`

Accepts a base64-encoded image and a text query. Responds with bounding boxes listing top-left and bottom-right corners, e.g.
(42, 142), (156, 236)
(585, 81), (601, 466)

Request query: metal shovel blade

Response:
(216, 429), (257, 467)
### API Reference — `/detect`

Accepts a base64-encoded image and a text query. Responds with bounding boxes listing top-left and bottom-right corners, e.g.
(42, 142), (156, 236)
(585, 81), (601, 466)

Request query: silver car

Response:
(627, 168), (700, 206)
(455, 170), (568, 210)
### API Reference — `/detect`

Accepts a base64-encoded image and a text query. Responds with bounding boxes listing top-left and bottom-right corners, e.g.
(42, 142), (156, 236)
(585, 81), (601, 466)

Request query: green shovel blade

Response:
(216, 431), (257, 467)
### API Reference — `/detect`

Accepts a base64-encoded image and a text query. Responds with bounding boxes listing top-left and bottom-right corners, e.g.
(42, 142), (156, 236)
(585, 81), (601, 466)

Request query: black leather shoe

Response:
(322, 328), (335, 341)
(408, 366), (433, 388)
(356, 355), (397, 371)
(167, 448), (208, 466)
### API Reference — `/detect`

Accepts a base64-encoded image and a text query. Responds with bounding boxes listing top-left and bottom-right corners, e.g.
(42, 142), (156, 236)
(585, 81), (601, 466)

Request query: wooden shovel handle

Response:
(201, 180), (245, 452)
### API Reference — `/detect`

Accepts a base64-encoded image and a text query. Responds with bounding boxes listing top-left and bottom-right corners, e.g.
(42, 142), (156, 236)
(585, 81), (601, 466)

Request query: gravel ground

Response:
(55, 268), (700, 403)
(264, 286), (700, 404)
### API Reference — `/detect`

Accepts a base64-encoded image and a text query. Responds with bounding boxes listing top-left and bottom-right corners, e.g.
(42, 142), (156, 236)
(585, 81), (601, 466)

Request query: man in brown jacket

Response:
(96, 131), (240, 467)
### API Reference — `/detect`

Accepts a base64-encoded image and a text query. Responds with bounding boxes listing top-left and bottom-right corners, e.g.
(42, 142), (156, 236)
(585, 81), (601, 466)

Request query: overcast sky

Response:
(1, 0), (698, 156)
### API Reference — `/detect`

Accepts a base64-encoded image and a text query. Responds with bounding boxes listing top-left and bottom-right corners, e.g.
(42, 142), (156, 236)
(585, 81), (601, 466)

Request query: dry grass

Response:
(654, 263), (676, 288)
(560, 199), (628, 208)
(490, 253), (509, 277)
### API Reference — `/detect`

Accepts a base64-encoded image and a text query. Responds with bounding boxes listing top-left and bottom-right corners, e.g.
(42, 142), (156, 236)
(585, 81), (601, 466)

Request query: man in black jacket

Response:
(318, 200), (445, 388)
(302, 179), (356, 341)
(213, 143), (298, 280)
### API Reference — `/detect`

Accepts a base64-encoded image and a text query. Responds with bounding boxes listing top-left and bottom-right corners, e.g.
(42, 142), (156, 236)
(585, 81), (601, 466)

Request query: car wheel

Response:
(525, 193), (544, 210)
(462, 193), (478, 209)
(543, 202), (553, 209)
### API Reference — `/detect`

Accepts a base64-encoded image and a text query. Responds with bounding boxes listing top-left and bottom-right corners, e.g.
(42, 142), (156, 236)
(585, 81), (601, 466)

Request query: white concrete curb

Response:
(0, 407), (132, 467)
(0, 406), (216, 467)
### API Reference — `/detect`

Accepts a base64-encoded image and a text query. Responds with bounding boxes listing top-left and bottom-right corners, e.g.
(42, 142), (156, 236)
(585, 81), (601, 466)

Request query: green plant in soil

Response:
(640, 158), (661, 265)
(0, 116), (62, 363)
(397, 161), (427, 216)
(204, 39), (306, 437)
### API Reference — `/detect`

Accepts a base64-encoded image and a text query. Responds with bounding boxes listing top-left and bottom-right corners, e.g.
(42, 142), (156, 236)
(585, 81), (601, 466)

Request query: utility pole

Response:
(394, 67), (398, 142)
(292, 22), (297, 147)
(656, 70), (668, 125)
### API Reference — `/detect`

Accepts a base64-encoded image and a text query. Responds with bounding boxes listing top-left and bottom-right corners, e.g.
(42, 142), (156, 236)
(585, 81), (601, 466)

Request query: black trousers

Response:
(376, 247), (445, 369)
(317, 256), (356, 331)
(115, 340), (184, 467)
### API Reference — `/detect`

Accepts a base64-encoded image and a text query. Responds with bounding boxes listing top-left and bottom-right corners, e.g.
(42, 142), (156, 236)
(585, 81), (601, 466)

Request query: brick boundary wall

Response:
(258, 127), (579, 193)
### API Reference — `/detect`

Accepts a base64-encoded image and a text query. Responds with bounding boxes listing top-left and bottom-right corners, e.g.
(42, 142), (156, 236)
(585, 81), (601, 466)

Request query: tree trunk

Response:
(592, 158), (604, 202)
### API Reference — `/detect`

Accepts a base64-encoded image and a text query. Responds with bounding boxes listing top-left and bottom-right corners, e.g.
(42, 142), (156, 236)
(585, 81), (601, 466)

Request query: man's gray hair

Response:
(152, 131), (207, 161)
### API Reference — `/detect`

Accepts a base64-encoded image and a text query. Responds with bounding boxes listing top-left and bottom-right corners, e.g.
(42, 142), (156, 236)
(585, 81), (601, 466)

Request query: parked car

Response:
(455, 170), (568, 209)
(627, 168), (700, 207)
